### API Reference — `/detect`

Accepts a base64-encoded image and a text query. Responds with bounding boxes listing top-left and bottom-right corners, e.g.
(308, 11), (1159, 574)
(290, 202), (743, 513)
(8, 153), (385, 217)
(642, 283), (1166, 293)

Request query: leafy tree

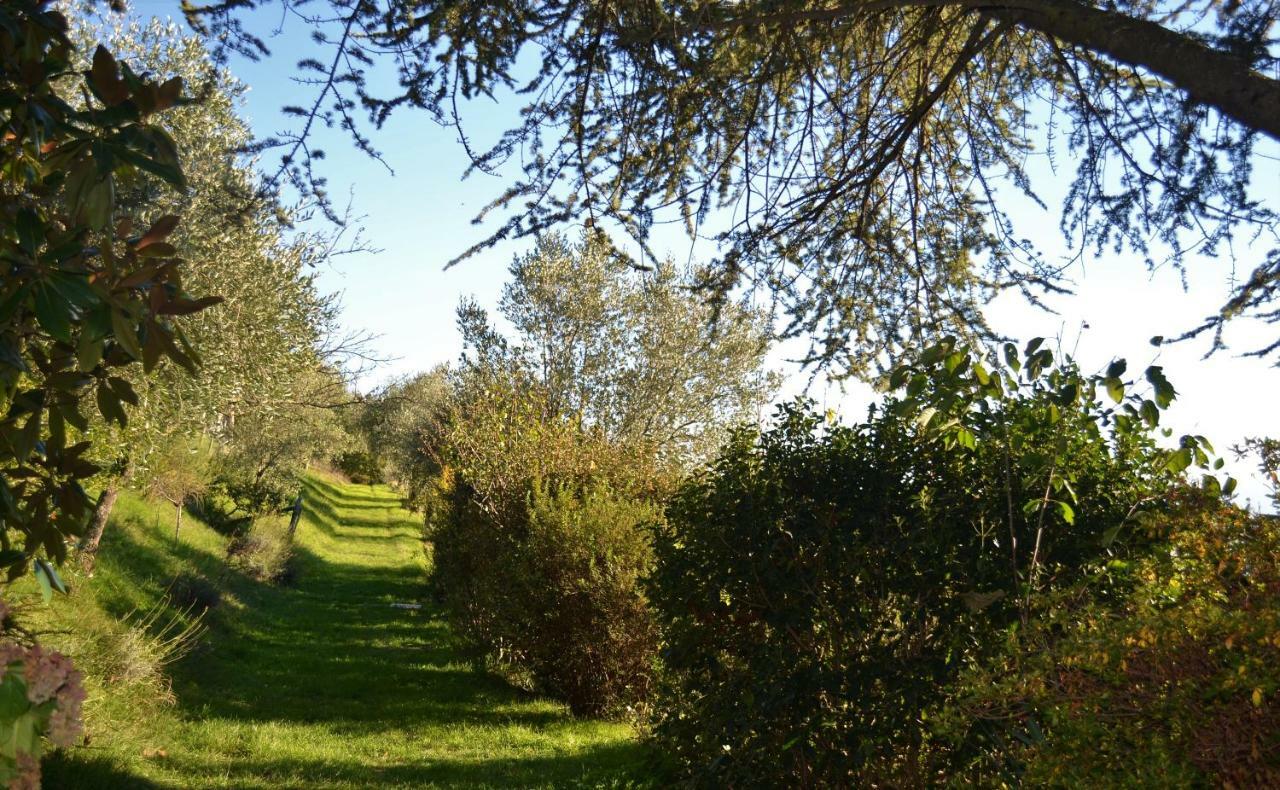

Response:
(213, 363), (352, 520)
(1, 1), (216, 581)
(648, 338), (1231, 783)
(459, 232), (776, 465)
(144, 435), (213, 538)
(191, 0), (1280, 372)
(61, 16), (350, 563)
(358, 367), (453, 511)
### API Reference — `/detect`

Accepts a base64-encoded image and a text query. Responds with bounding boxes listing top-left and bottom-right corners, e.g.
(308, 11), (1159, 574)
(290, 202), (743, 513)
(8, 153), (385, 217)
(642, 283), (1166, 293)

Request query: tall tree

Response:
(66, 16), (357, 563)
(188, 0), (1280, 374)
(458, 233), (777, 465)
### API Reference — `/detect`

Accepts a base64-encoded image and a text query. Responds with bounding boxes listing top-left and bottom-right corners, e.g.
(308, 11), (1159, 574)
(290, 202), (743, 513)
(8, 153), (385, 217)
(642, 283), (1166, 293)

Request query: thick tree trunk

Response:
(989, 0), (1280, 141)
(79, 484), (120, 573)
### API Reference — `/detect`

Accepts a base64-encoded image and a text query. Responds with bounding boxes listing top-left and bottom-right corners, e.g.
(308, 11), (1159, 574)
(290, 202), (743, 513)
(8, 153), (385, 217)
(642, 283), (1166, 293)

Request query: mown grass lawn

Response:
(42, 475), (650, 788)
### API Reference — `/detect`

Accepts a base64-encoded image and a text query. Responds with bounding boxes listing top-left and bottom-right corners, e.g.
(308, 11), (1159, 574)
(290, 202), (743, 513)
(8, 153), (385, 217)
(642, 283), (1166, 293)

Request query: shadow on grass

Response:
(43, 750), (164, 789)
(153, 742), (657, 789)
(69, 475), (652, 787)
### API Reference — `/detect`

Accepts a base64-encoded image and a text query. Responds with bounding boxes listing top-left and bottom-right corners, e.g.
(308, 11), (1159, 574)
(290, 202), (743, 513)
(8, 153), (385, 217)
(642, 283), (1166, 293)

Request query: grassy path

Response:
(50, 475), (647, 788)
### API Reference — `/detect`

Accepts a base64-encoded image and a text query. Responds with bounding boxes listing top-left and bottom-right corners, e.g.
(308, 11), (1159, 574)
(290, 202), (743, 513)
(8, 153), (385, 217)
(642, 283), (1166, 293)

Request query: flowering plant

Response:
(0, 601), (85, 790)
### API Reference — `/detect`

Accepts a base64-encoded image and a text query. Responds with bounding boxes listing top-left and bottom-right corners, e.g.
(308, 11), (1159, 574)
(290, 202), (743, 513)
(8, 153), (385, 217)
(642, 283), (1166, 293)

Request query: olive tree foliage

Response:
(68, 17), (344, 482)
(459, 233), (777, 466)
(215, 363), (353, 519)
(1, 1), (218, 583)
(358, 367), (452, 509)
(187, 0), (1280, 374)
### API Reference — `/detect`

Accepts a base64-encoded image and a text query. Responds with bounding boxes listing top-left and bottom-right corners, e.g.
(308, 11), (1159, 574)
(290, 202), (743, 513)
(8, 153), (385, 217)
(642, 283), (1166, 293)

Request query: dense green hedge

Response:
(647, 340), (1218, 785)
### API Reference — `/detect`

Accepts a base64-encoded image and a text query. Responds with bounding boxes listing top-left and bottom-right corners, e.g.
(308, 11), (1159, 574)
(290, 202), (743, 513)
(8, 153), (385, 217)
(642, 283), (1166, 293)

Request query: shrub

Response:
(517, 484), (659, 715)
(647, 339), (1228, 785)
(941, 491), (1280, 787)
(430, 397), (667, 716)
(227, 523), (295, 584)
(432, 478), (662, 717)
(333, 450), (382, 485)
(167, 573), (221, 613)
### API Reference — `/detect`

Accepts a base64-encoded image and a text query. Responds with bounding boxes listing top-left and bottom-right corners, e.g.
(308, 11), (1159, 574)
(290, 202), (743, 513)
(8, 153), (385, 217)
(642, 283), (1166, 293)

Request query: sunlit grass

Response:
(37, 473), (649, 788)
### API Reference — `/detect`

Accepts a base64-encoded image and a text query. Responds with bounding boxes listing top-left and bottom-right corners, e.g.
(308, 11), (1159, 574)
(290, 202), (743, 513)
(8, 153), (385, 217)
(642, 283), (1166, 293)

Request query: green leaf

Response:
(1106, 359), (1127, 379)
(1164, 448), (1193, 475)
(1104, 376), (1124, 404)
(1003, 343), (1021, 372)
(32, 283), (73, 343)
(76, 330), (104, 370)
(15, 208), (42, 256)
(110, 308), (143, 360)
(1146, 366), (1177, 408)
(1024, 337), (1044, 356)
(33, 561), (53, 604)
(1139, 399), (1159, 427)
(34, 558), (67, 596)
(1057, 501), (1075, 525)
(972, 363), (990, 386)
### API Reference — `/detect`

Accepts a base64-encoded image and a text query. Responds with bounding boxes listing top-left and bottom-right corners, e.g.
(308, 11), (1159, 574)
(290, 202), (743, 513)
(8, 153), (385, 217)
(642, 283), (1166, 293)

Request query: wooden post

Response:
(286, 493), (304, 541)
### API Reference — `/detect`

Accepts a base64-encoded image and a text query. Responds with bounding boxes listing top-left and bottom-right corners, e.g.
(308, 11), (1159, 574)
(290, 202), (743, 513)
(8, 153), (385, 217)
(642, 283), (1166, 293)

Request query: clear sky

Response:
(129, 1), (1278, 510)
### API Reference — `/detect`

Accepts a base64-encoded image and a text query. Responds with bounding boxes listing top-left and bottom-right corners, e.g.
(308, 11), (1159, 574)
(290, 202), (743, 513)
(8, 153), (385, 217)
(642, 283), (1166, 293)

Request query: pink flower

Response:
(7, 750), (39, 790)
(47, 673), (86, 748)
(0, 643), (24, 684)
(22, 646), (74, 705)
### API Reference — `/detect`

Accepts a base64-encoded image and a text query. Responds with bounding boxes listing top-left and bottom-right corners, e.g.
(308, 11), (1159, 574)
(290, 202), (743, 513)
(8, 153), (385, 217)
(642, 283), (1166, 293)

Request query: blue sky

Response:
(129, 1), (1279, 509)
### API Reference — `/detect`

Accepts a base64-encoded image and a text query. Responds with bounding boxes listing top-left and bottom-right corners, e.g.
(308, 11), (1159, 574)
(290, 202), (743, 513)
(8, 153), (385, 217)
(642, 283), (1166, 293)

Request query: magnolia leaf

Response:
(32, 283), (73, 343)
(90, 46), (130, 105)
(110, 308), (144, 360)
(137, 215), (180, 249)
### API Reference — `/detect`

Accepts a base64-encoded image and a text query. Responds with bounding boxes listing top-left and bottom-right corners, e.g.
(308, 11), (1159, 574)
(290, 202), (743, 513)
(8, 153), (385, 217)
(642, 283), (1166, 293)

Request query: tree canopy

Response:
(457, 233), (777, 464)
(188, 0), (1280, 375)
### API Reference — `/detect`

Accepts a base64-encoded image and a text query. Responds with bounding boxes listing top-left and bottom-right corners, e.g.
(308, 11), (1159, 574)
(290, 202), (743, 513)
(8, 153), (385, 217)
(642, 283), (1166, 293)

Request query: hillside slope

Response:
(38, 474), (646, 788)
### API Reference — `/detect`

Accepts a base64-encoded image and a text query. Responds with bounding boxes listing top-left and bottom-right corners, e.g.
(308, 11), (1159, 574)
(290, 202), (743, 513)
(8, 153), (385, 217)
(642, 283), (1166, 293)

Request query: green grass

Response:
(36, 473), (650, 788)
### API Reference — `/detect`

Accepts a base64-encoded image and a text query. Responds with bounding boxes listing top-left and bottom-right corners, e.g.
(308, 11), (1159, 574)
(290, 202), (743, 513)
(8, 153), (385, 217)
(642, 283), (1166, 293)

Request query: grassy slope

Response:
(38, 474), (647, 788)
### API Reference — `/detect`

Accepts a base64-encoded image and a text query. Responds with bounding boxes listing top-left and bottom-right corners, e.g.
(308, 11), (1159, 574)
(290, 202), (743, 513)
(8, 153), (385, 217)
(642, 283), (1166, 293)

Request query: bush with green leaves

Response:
(938, 490), (1280, 787)
(648, 337), (1231, 785)
(226, 522), (294, 584)
(429, 381), (668, 716)
(433, 474), (660, 716)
